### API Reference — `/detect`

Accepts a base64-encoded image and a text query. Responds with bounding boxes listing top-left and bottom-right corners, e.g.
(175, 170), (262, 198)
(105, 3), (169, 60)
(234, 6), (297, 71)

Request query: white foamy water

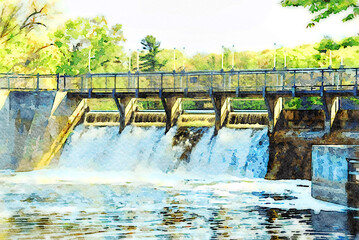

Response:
(59, 125), (181, 173)
(59, 126), (269, 178)
(0, 125), (356, 238)
(183, 128), (269, 178)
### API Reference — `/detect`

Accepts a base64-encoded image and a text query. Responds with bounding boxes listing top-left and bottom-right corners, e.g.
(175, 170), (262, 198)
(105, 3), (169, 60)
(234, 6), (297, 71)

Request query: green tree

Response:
(51, 16), (126, 75)
(0, 0), (57, 73)
(281, 0), (359, 28)
(315, 36), (340, 53)
(139, 35), (164, 72)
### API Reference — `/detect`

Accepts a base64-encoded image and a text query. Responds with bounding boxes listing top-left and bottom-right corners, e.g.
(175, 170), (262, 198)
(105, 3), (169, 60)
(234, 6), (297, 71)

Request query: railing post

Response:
(180, 69), (185, 89)
(292, 70), (296, 97)
(36, 73), (40, 91)
(90, 74), (93, 89)
(136, 71), (139, 92)
(310, 71), (313, 82)
(114, 75), (117, 90)
(221, 69), (225, 89)
(56, 73), (59, 91)
(229, 69), (233, 89)
(355, 69), (358, 97)
(186, 72), (189, 89)
(264, 71), (267, 87)
(211, 71), (214, 88)
(127, 71), (131, 89)
(173, 71), (176, 92)
(160, 73), (163, 90)
(7, 74), (10, 90)
(81, 75), (84, 92)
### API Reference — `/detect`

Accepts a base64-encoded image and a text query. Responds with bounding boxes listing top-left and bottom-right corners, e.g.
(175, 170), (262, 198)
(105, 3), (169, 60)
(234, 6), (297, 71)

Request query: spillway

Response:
(58, 125), (269, 178)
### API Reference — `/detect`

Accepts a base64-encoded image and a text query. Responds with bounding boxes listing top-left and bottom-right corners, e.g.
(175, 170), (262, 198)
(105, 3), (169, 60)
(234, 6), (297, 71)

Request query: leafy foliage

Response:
(315, 37), (340, 53)
(0, 0), (56, 73)
(51, 16), (126, 75)
(231, 99), (267, 110)
(139, 35), (165, 72)
(137, 100), (163, 110)
(284, 98), (303, 109)
(281, 0), (359, 28)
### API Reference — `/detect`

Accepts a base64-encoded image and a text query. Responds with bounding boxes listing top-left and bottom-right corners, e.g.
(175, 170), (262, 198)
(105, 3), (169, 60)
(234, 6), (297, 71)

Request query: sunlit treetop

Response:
(281, 0), (359, 28)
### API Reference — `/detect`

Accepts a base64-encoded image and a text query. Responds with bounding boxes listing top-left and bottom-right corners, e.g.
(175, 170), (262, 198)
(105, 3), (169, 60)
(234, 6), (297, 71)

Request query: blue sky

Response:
(60, 0), (359, 55)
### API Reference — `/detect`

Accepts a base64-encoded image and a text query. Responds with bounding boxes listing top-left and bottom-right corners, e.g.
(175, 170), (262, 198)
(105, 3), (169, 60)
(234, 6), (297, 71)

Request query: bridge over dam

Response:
(2, 67), (359, 182)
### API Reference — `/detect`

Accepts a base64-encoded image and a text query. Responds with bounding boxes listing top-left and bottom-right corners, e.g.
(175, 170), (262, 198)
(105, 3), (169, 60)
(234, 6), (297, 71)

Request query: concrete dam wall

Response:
(0, 90), (87, 171)
(2, 90), (359, 184)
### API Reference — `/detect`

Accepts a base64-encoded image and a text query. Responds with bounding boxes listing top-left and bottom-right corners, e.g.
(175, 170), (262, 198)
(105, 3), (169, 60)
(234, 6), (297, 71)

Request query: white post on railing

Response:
(232, 45), (235, 69)
(182, 47), (185, 70)
(273, 43), (276, 70)
(88, 49), (91, 73)
(221, 45), (224, 70)
(128, 49), (131, 72)
(173, 48), (176, 71)
(329, 50), (332, 68)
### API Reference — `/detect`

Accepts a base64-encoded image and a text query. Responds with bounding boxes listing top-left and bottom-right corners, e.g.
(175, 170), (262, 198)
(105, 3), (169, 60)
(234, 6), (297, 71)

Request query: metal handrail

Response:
(1, 67), (358, 93)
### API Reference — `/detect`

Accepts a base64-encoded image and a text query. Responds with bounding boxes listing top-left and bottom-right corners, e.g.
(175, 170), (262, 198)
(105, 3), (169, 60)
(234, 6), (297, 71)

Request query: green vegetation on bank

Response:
(284, 97), (323, 110)
(231, 99), (267, 110)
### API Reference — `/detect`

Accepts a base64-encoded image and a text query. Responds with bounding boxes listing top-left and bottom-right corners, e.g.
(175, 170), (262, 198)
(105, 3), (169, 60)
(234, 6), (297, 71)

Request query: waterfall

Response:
(228, 112), (268, 125)
(181, 128), (269, 178)
(59, 125), (269, 178)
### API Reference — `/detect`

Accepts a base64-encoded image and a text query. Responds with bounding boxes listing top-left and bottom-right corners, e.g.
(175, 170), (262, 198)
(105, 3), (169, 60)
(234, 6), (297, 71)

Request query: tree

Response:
(51, 16), (126, 75)
(0, 0), (57, 73)
(315, 36), (340, 53)
(139, 35), (164, 72)
(281, 0), (359, 28)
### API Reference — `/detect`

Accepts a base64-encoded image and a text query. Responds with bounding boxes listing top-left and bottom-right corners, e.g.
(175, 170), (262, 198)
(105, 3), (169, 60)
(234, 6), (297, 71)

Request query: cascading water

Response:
(58, 125), (269, 178)
(0, 124), (352, 238)
(179, 128), (269, 178)
(59, 125), (181, 173)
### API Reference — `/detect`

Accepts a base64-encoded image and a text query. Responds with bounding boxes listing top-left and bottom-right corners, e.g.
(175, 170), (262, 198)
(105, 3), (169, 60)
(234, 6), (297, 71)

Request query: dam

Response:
(0, 68), (359, 238)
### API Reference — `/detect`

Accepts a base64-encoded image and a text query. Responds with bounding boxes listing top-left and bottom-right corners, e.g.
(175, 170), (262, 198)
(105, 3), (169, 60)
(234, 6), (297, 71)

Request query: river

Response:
(0, 126), (356, 239)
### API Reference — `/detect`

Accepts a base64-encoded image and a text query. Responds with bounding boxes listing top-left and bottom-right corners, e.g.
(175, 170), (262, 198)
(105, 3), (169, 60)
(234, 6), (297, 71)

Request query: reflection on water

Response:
(0, 172), (357, 239)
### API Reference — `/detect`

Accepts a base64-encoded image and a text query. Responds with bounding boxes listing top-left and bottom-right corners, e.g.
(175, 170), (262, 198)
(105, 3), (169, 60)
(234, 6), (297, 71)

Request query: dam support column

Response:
(321, 95), (340, 133)
(211, 93), (229, 136)
(35, 95), (88, 169)
(113, 93), (133, 133)
(161, 97), (180, 134)
(263, 88), (282, 132)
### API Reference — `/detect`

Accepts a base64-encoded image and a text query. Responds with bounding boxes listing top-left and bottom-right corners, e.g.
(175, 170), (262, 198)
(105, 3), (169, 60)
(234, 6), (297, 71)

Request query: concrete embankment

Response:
(0, 91), (87, 171)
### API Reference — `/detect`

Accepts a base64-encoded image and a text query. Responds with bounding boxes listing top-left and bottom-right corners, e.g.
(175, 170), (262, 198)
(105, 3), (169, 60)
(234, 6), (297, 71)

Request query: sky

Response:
(59, 0), (359, 55)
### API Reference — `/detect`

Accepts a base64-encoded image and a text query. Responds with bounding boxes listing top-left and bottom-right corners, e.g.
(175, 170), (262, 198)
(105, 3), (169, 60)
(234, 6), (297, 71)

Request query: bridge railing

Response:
(0, 68), (358, 93)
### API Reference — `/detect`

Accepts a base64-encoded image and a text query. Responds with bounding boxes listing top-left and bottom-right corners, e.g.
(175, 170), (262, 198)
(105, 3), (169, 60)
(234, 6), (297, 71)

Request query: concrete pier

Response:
(312, 145), (359, 207)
